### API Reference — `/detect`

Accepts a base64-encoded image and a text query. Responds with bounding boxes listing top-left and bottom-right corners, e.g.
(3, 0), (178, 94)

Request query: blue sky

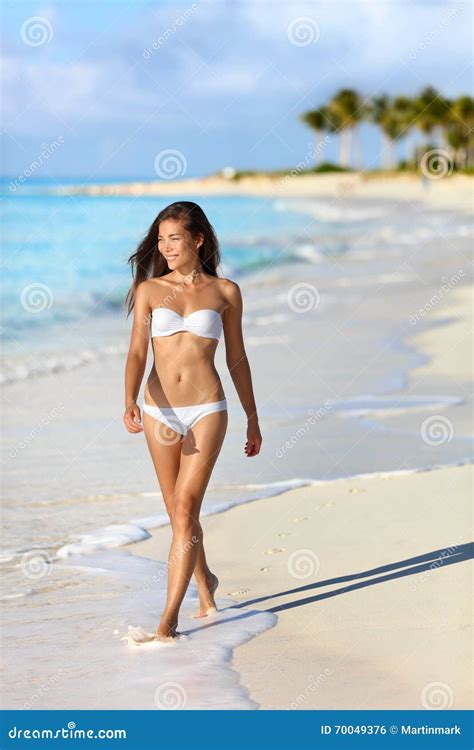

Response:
(2, 0), (472, 180)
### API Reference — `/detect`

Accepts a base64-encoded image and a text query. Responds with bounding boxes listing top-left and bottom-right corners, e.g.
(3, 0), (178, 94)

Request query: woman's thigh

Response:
(142, 411), (183, 516)
(174, 409), (228, 513)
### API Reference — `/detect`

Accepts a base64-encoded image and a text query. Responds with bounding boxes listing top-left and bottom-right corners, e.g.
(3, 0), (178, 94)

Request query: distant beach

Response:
(52, 171), (474, 215)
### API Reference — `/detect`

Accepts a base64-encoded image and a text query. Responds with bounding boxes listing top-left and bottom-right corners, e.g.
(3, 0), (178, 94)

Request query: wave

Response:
(0, 342), (128, 385)
(53, 461), (473, 560)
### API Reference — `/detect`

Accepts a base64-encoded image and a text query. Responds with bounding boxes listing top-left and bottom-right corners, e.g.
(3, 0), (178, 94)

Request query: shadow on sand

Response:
(185, 542), (473, 634)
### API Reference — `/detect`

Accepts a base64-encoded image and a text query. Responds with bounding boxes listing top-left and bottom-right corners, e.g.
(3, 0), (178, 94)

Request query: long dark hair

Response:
(125, 201), (221, 317)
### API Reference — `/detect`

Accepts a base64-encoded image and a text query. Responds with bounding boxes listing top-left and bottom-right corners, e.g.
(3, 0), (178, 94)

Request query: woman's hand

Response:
(245, 417), (262, 457)
(123, 402), (143, 433)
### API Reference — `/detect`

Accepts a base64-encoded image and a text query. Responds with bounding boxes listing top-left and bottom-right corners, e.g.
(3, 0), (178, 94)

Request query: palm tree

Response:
(415, 86), (449, 149)
(327, 89), (366, 169)
(368, 95), (391, 168)
(392, 95), (417, 164)
(380, 110), (405, 168)
(446, 95), (474, 168)
(300, 109), (329, 165)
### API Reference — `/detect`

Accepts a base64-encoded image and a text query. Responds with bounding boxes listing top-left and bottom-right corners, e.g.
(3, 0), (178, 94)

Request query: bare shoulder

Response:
(217, 277), (242, 304)
(134, 279), (155, 301)
(134, 279), (167, 311)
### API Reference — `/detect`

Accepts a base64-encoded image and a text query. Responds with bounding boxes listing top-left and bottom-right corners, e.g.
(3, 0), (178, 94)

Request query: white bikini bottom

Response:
(142, 398), (227, 438)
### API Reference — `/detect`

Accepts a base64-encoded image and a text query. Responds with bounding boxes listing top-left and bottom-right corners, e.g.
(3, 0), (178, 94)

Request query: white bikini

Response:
(142, 308), (227, 438)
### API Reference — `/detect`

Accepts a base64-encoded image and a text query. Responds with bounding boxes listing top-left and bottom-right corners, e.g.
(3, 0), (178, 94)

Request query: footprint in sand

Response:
(227, 587), (250, 596)
(348, 487), (366, 493)
(260, 567), (271, 572)
(292, 517), (309, 523)
(277, 532), (294, 538)
(263, 547), (286, 555)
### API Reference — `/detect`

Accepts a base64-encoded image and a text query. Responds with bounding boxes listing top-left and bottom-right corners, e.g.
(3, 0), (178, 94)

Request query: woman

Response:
(123, 201), (262, 641)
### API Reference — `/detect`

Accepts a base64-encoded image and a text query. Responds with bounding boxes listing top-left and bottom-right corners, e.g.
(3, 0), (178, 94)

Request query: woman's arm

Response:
(223, 281), (262, 456)
(123, 281), (151, 434)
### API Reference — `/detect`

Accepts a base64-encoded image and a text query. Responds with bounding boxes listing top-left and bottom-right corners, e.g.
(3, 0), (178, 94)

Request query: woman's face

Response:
(157, 219), (202, 270)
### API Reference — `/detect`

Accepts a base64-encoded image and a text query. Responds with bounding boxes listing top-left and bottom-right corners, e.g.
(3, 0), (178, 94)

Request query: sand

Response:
(55, 172), (474, 215)
(126, 280), (473, 709)
(128, 461), (472, 709)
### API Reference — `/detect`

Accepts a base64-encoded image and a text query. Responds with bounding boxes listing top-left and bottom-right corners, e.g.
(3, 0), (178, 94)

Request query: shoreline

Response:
(124, 281), (473, 709)
(50, 172), (474, 215)
(125, 460), (472, 710)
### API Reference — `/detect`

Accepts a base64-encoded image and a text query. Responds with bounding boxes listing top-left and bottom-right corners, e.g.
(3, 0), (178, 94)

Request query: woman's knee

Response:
(172, 495), (202, 535)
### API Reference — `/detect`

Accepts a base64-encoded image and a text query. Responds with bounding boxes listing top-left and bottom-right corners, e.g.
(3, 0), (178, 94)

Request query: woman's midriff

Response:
(144, 334), (225, 407)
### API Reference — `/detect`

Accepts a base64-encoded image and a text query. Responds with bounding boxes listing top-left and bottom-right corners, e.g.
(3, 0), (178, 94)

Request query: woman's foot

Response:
(194, 572), (219, 618)
(154, 616), (179, 641)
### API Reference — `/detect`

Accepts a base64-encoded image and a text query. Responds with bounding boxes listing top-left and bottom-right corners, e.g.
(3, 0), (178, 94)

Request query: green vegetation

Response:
(226, 163), (349, 181)
(301, 87), (473, 173)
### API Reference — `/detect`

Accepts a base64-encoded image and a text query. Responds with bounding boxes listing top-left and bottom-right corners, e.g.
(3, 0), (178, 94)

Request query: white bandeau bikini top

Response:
(151, 308), (223, 341)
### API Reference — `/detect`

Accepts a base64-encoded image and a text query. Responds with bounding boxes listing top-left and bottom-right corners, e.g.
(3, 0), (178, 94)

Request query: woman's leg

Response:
(142, 412), (216, 607)
(156, 408), (228, 638)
